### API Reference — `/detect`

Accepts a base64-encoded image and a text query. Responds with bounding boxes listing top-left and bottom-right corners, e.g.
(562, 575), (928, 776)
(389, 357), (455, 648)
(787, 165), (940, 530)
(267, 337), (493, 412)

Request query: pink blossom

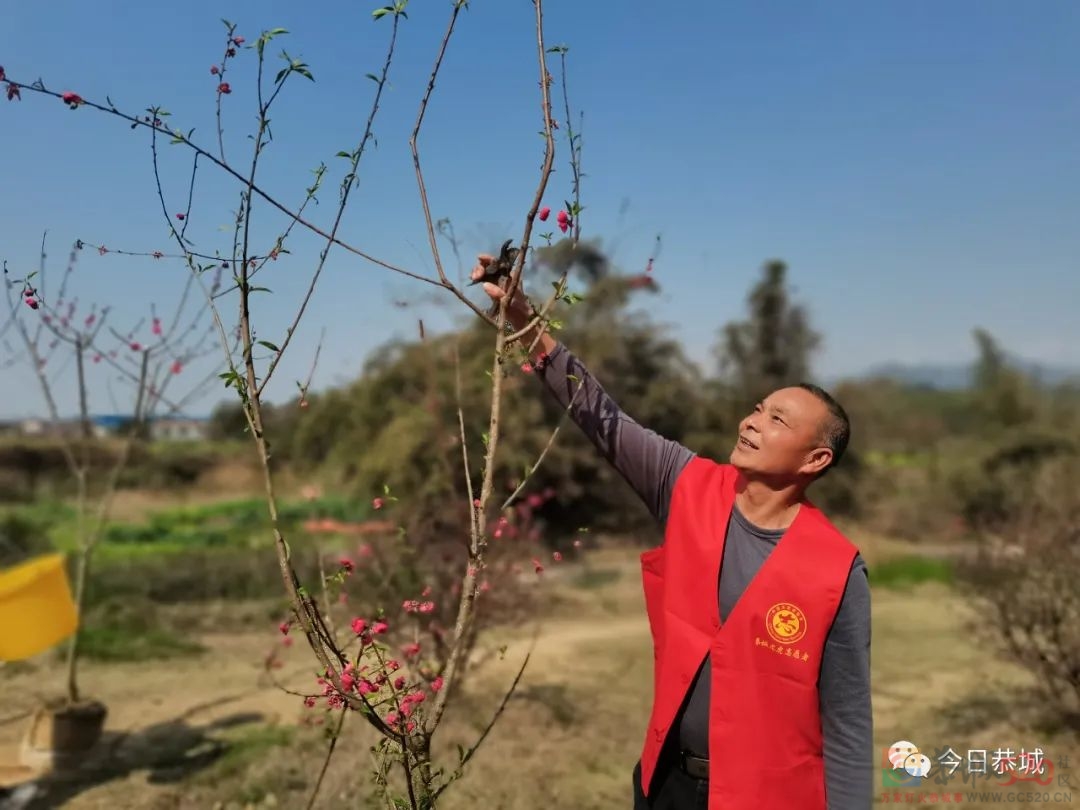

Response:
(385, 659), (401, 672)
(152, 318), (162, 336)
(521, 362), (534, 374)
(394, 676), (407, 690)
(358, 679), (379, 695)
(538, 206), (550, 221)
(553, 551), (563, 562)
(278, 621), (290, 635)
(170, 360), (183, 375)
(210, 65), (220, 76)
(340, 557), (354, 573)
(217, 82), (231, 95)
(340, 672), (356, 692)
(430, 676), (444, 693)
(372, 497), (384, 510)
(232, 36), (245, 45)
(401, 642), (421, 658)
(130, 342), (141, 352)
(60, 91), (83, 107)
(573, 539), (582, 548)
(532, 557), (544, 574)
(23, 297), (38, 310)
(371, 620), (389, 634)
(0, 67), (4, 82)
(386, 711), (401, 726)
(419, 601), (435, 614)
(350, 618), (367, 635)
(6, 84), (20, 102)
(303, 696), (317, 708)
(480, 580), (491, 593)
(421, 585), (432, 597)
(327, 694), (345, 710)
(175, 213), (185, 221)
(282, 636), (293, 647)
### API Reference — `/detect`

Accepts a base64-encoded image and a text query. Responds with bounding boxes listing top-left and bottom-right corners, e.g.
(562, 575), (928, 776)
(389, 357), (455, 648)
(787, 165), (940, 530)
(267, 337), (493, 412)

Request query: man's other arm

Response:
(819, 556), (874, 810)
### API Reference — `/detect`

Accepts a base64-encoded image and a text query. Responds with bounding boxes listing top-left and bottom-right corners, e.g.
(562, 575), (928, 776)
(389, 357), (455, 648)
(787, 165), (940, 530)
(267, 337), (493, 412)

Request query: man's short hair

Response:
(796, 383), (850, 475)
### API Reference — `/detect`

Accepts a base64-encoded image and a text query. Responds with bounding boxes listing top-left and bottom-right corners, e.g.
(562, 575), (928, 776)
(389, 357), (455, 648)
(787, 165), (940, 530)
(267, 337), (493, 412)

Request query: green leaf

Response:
(257, 340), (280, 352)
(372, 6), (393, 18)
(268, 27), (289, 36)
(366, 73), (380, 83)
(336, 151), (352, 158)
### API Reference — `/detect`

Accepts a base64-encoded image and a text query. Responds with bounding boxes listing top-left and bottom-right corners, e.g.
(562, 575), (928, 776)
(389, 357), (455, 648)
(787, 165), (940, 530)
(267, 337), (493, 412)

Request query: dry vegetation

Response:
(3, 539), (1076, 809)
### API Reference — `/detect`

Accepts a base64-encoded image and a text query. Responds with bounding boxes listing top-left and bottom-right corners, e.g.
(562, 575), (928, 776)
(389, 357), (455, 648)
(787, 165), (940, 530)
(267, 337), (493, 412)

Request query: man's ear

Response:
(800, 447), (833, 477)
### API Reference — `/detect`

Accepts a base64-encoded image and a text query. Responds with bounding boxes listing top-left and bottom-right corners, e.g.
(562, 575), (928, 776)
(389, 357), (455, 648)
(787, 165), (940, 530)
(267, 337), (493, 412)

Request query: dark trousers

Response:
(633, 760), (708, 810)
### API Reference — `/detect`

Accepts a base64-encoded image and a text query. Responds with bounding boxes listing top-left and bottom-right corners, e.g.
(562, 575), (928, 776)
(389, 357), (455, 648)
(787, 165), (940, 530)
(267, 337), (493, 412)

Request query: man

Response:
(471, 257), (873, 809)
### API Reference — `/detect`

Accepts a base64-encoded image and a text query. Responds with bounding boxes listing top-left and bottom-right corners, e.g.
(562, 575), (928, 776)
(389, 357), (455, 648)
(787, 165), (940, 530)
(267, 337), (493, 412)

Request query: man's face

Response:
(729, 387), (833, 479)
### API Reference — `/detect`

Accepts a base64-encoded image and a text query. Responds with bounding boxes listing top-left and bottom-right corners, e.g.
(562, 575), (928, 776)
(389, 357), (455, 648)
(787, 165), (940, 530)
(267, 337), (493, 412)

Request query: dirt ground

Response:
(1, 547), (1077, 809)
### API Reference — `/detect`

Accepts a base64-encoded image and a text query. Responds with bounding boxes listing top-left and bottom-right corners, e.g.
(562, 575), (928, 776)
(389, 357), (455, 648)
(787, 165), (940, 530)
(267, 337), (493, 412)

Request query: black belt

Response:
(679, 751), (709, 780)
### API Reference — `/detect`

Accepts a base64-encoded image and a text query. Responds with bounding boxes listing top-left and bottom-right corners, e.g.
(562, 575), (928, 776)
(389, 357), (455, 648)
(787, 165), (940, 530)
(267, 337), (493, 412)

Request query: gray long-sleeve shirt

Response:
(535, 341), (874, 809)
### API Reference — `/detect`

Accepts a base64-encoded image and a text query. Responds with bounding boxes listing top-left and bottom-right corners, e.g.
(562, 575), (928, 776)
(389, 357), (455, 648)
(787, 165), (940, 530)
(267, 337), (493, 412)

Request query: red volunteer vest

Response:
(639, 457), (858, 809)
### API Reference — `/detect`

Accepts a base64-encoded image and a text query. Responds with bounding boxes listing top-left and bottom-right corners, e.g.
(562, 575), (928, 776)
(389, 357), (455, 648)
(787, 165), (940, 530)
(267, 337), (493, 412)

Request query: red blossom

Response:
(170, 360), (183, 375)
(7, 83), (20, 101)
(210, 65), (220, 76)
(340, 557), (355, 573)
(279, 621), (290, 635)
(23, 297), (38, 310)
(175, 213), (185, 221)
(129, 342), (141, 352)
(217, 82), (231, 95)
(538, 206), (551, 221)
(60, 91), (83, 107)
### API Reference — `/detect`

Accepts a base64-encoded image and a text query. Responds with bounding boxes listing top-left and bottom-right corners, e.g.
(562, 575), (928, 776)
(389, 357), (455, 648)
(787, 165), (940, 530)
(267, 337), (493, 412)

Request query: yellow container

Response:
(0, 554), (78, 661)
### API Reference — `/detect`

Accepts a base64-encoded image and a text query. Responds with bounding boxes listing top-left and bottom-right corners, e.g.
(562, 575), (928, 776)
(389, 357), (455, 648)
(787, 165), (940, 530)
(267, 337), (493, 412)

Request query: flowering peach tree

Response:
(3, 1), (591, 805)
(2, 239), (226, 708)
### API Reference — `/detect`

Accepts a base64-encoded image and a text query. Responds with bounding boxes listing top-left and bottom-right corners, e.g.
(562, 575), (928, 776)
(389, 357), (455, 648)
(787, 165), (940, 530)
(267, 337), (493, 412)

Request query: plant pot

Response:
(18, 698), (107, 772)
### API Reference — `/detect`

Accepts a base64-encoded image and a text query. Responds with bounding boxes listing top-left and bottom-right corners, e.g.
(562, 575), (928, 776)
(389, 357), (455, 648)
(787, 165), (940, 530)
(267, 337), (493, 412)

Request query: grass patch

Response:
(570, 566), (623, 590)
(79, 623), (205, 662)
(869, 554), (953, 589)
(205, 724), (297, 782)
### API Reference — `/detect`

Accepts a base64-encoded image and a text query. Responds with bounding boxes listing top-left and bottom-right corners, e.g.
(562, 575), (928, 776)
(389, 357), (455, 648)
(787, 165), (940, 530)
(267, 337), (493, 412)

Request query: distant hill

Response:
(850, 357), (1080, 390)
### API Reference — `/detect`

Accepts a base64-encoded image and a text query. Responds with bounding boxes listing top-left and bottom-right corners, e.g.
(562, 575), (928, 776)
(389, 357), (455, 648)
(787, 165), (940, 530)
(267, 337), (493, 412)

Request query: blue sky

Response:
(1, 0), (1077, 419)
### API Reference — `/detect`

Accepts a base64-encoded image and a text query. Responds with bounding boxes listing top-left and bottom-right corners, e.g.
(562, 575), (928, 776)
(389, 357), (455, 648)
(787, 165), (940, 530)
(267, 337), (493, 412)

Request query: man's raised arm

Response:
(472, 256), (693, 526)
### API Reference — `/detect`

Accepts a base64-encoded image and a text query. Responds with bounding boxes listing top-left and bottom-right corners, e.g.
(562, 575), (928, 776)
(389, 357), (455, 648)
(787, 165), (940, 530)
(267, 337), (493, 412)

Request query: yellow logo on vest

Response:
(765, 602), (807, 645)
